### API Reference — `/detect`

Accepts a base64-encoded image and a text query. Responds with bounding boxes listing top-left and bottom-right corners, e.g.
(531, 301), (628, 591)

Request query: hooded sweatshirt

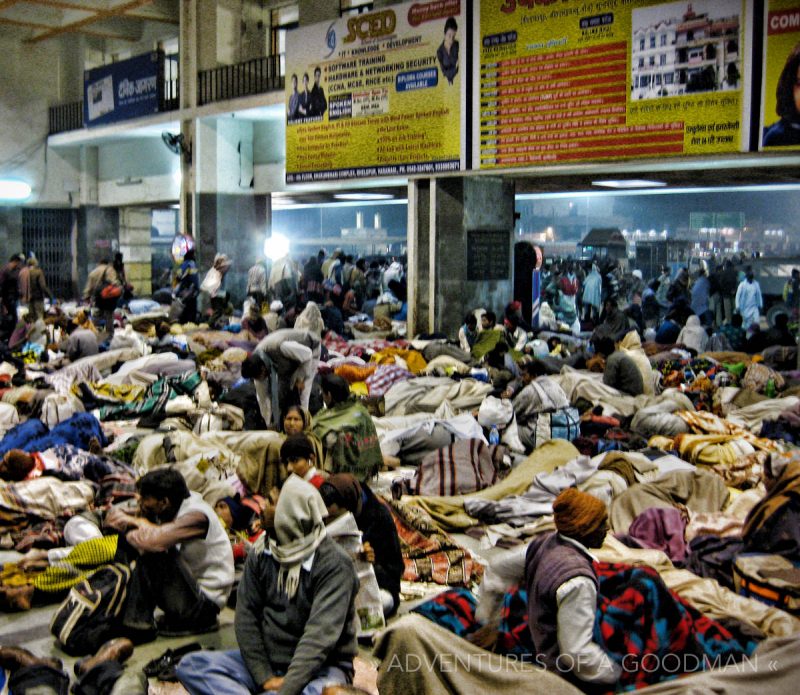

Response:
(677, 315), (709, 355)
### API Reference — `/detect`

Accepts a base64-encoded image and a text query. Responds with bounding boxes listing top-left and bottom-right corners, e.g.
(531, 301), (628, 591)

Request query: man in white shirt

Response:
(241, 328), (321, 428)
(524, 488), (621, 688)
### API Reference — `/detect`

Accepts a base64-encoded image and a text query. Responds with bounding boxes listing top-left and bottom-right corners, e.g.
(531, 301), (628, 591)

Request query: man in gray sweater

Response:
(177, 475), (359, 695)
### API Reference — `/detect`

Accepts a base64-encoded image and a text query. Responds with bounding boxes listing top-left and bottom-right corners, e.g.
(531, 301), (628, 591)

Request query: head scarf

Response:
(269, 475), (327, 599)
(321, 473), (364, 516)
(553, 488), (607, 539)
(294, 301), (324, 336)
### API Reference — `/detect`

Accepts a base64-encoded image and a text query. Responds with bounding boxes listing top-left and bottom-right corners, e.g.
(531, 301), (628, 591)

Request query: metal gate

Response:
(22, 209), (74, 300)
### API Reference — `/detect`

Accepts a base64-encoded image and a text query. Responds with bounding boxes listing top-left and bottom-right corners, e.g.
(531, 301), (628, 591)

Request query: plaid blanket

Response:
(389, 499), (482, 586)
(411, 588), (477, 638)
(594, 561), (756, 691)
(366, 365), (414, 398)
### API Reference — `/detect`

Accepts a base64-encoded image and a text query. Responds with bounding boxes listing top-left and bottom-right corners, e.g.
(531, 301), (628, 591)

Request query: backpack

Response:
(50, 562), (131, 655)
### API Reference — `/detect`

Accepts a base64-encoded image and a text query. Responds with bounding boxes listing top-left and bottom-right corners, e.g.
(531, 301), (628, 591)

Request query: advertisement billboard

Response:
(475, 0), (751, 168)
(84, 51), (162, 128)
(285, 0), (466, 182)
(761, 0), (800, 149)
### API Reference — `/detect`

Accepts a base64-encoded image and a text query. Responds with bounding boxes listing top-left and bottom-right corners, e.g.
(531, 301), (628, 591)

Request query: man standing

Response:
(690, 267), (711, 325)
(84, 259), (120, 334)
(0, 254), (23, 319)
(735, 267), (763, 331)
(718, 259), (739, 324)
(105, 468), (234, 640)
(19, 257), (52, 321)
(525, 488), (620, 689)
(176, 475), (359, 695)
(241, 328), (321, 428)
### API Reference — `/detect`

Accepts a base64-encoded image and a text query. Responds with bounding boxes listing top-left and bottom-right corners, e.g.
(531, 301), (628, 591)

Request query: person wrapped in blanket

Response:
(319, 473), (403, 617)
(312, 374), (383, 483)
(525, 488), (621, 690)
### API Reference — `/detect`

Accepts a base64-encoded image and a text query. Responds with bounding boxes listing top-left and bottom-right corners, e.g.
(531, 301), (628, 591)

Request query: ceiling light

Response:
(0, 179), (31, 201)
(333, 193), (394, 201)
(264, 232), (290, 261)
(592, 179), (668, 189)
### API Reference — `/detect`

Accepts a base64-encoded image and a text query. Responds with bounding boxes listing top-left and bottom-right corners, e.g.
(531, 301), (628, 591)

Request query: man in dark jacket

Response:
(177, 475), (359, 695)
(0, 254), (23, 319)
(525, 488), (620, 689)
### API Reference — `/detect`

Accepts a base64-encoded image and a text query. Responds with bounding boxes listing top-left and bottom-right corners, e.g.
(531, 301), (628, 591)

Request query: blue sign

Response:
(84, 51), (162, 127)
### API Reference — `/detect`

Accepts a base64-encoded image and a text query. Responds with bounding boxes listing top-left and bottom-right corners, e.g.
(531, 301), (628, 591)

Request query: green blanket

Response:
(312, 399), (383, 482)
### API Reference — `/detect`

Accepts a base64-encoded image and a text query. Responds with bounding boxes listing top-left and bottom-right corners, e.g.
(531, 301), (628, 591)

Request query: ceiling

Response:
(0, 0), (177, 43)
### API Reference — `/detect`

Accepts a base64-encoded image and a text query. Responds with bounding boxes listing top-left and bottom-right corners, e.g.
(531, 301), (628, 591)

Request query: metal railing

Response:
(48, 101), (83, 135)
(198, 55), (284, 106)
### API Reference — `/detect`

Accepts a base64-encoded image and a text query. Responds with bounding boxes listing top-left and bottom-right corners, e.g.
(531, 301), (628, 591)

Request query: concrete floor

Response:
(1, 547), (238, 692)
(1, 532), (493, 692)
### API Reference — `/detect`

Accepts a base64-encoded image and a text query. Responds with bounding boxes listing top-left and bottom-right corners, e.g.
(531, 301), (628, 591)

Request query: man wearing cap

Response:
(240, 328), (321, 428)
(525, 487), (620, 689)
(264, 300), (286, 333)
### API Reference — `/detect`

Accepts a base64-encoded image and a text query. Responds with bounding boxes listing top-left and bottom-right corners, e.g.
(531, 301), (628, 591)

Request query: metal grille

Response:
(197, 56), (284, 106)
(22, 209), (74, 300)
(48, 101), (83, 135)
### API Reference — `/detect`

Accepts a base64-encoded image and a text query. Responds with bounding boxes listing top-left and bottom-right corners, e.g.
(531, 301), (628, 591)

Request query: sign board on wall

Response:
(84, 52), (162, 128)
(475, 0), (751, 168)
(466, 229), (510, 280)
(760, 0), (800, 149)
(285, 0), (466, 182)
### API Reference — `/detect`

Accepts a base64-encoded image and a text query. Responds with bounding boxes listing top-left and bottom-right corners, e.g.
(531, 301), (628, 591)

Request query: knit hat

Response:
(218, 495), (255, 532)
(320, 473), (363, 516)
(553, 488), (607, 539)
(280, 433), (315, 463)
(270, 475), (327, 599)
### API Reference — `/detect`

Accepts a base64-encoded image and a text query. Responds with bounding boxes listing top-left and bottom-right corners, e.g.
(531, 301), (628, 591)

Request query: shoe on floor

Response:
(74, 637), (134, 677)
(0, 646), (62, 673)
(142, 642), (203, 678)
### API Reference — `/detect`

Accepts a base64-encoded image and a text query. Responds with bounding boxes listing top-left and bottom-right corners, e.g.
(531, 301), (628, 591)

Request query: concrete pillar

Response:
(179, 0), (199, 239)
(407, 178), (431, 337)
(79, 146), (99, 207)
(409, 176), (514, 338)
(119, 207), (153, 296)
(299, 0), (338, 26)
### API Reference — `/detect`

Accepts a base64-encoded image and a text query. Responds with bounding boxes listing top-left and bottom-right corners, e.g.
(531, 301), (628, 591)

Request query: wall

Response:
(97, 138), (180, 206)
(0, 31), (75, 206)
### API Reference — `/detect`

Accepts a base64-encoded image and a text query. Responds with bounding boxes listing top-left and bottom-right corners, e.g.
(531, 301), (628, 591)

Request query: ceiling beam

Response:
(0, 14), (137, 39)
(126, 11), (177, 23)
(19, 0), (99, 11)
(25, 0), (153, 42)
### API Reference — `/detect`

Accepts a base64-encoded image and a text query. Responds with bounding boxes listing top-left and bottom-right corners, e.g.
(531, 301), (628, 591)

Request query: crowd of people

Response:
(0, 244), (798, 695)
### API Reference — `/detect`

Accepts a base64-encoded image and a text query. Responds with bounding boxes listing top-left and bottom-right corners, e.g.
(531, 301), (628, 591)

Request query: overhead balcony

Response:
(197, 55), (284, 106)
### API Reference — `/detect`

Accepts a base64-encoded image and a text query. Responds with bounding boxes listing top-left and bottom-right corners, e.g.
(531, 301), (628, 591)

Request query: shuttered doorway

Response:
(22, 208), (76, 300)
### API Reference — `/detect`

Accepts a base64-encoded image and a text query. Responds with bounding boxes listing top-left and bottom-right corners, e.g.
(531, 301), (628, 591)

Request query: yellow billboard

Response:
(285, 0), (465, 183)
(476, 0), (750, 168)
(761, 0), (800, 148)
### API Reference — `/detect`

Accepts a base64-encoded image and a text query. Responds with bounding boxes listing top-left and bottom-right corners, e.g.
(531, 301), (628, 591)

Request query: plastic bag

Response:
(477, 396), (514, 428)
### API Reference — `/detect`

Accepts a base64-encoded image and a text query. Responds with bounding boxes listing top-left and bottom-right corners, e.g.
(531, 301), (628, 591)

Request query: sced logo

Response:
(324, 22), (336, 58)
(343, 10), (396, 43)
